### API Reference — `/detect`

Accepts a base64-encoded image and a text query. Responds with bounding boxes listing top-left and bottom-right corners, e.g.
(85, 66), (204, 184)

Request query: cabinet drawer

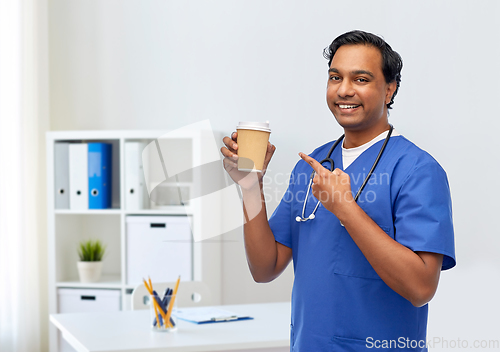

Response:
(58, 288), (121, 313)
(126, 216), (192, 286)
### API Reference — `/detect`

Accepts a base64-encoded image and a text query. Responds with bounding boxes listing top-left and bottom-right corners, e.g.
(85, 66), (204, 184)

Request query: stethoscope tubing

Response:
(296, 125), (394, 222)
(353, 125), (393, 202)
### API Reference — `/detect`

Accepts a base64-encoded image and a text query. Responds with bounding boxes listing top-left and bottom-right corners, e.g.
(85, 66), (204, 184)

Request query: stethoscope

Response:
(296, 125), (394, 223)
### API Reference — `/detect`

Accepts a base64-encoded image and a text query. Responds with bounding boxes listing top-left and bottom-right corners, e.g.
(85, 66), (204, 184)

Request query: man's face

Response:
(326, 44), (396, 131)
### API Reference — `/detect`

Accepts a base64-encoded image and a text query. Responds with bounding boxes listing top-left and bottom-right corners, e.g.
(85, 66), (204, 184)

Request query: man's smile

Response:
(336, 102), (362, 113)
(338, 104), (360, 109)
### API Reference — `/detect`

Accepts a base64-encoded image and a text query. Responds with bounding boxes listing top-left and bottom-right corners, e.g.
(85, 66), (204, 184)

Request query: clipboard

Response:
(174, 307), (254, 324)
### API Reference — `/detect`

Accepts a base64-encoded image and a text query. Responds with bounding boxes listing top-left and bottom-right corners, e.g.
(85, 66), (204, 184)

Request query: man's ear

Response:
(385, 81), (397, 105)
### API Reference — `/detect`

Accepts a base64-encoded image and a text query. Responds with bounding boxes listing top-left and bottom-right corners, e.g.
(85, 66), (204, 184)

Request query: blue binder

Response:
(88, 143), (112, 209)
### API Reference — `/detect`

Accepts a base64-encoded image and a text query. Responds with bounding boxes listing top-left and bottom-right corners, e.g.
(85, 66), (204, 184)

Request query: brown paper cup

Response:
(236, 122), (271, 172)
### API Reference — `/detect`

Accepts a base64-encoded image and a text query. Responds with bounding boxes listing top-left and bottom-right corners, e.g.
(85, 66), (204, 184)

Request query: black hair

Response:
(323, 30), (403, 110)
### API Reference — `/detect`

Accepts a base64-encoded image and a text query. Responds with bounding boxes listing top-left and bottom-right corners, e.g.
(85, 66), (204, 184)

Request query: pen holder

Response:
(150, 294), (177, 332)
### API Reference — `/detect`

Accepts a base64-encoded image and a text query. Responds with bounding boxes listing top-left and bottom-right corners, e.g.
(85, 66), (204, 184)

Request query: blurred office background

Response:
(1, 0), (499, 351)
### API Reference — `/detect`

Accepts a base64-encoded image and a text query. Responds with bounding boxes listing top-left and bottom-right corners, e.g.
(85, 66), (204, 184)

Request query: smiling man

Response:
(221, 30), (456, 352)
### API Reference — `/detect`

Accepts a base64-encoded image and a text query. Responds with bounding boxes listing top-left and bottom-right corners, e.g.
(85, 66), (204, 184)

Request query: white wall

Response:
(48, 0), (500, 345)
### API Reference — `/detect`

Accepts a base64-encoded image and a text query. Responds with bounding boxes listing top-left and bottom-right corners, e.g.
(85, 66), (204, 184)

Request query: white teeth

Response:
(339, 104), (359, 109)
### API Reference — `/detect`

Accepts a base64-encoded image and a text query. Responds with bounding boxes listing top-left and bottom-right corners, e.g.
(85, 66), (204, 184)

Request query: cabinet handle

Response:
(150, 223), (166, 228)
(81, 295), (96, 301)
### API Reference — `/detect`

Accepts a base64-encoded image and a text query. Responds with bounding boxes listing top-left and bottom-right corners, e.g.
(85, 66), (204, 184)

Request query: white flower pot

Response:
(77, 261), (103, 283)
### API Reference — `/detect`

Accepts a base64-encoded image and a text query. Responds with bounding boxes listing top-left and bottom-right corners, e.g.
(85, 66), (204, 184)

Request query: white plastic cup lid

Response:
(236, 121), (271, 133)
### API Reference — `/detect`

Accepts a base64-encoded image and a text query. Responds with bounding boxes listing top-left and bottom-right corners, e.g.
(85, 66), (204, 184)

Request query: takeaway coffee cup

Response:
(236, 121), (271, 172)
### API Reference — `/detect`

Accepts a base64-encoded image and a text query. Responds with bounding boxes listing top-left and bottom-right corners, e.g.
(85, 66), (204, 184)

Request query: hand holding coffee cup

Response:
(221, 121), (275, 189)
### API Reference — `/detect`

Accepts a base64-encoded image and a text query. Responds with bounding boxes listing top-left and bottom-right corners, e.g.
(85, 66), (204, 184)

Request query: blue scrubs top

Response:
(269, 135), (456, 352)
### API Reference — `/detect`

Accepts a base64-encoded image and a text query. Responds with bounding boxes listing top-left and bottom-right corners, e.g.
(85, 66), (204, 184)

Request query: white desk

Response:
(50, 302), (291, 352)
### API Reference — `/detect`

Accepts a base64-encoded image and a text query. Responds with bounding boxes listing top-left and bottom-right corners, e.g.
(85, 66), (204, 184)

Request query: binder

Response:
(69, 143), (89, 210)
(54, 143), (70, 209)
(88, 143), (112, 209)
(125, 142), (147, 210)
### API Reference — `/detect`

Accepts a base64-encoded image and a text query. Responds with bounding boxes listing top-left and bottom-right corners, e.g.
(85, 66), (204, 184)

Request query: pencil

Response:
(143, 278), (166, 328)
(148, 277), (168, 325)
(164, 276), (180, 327)
(148, 277), (153, 294)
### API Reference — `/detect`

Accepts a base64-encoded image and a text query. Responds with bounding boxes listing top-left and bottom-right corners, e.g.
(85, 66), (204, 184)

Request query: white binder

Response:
(54, 143), (70, 209)
(69, 143), (88, 210)
(126, 216), (192, 286)
(125, 142), (147, 210)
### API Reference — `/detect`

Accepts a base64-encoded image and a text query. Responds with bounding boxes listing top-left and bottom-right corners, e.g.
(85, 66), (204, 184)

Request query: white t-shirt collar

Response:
(341, 129), (400, 169)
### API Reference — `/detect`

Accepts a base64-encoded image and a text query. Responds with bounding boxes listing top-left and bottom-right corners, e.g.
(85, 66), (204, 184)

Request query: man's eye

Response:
(329, 76), (340, 81)
(356, 78), (368, 83)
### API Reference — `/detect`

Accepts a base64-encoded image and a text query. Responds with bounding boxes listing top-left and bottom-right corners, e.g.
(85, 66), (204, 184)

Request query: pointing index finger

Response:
(299, 152), (325, 175)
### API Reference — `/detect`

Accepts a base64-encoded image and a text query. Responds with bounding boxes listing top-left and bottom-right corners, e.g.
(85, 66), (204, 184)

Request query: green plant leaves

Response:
(78, 239), (106, 262)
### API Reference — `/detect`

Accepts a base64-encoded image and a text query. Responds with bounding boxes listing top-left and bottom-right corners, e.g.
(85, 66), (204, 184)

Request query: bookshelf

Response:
(46, 130), (223, 352)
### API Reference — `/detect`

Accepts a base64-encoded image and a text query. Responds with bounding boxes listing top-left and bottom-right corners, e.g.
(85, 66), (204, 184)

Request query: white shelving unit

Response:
(46, 130), (223, 352)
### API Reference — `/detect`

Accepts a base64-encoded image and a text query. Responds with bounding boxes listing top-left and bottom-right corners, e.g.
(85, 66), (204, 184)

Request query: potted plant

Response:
(77, 239), (106, 283)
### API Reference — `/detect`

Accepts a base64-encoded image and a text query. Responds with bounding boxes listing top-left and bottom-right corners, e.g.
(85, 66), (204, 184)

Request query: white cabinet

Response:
(58, 288), (121, 313)
(46, 130), (223, 352)
(58, 288), (121, 352)
(126, 215), (192, 285)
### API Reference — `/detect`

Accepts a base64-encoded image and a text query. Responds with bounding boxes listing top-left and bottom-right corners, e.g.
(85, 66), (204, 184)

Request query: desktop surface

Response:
(50, 301), (291, 352)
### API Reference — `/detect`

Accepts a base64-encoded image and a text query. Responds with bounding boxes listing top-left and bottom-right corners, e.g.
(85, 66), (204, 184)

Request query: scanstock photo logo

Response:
(141, 120), (260, 242)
